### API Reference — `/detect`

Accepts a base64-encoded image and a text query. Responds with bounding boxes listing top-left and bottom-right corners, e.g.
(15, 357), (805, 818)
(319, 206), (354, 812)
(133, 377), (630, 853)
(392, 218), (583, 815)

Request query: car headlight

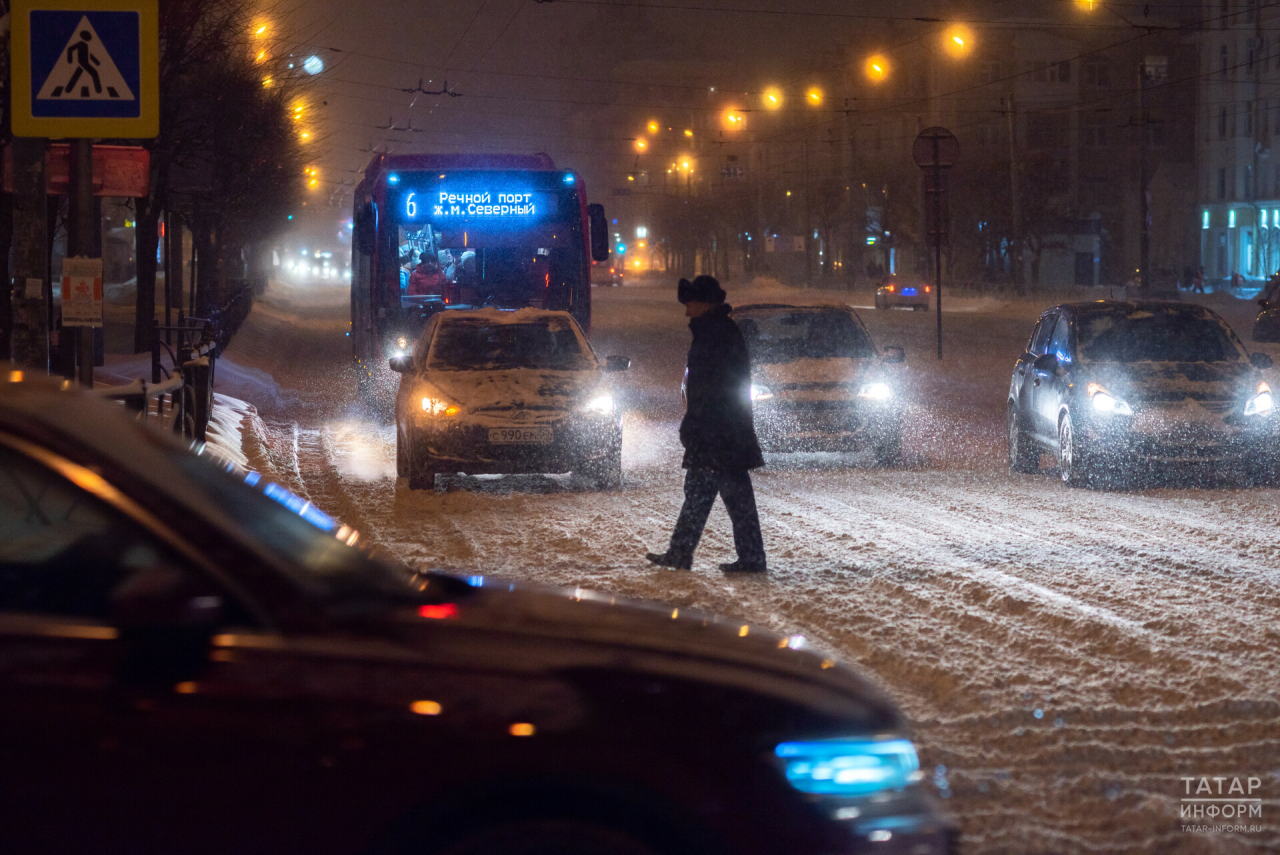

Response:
(396, 336), (409, 350)
(421, 397), (460, 417)
(750, 384), (774, 401)
(582, 393), (615, 415)
(857, 382), (892, 401)
(1087, 382), (1133, 416)
(775, 737), (921, 797)
(1245, 382), (1273, 416)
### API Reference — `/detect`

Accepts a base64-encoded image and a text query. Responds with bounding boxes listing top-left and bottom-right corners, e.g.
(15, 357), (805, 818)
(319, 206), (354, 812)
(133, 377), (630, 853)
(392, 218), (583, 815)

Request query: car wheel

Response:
(407, 439), (438, 491)
(579, 445), (623, 490)
(437, 820), (658, 855)
(872, 426), (902, 467)
(1007, 405), (1038, 473)
(1057, 412), (1092, 487)
(874, 295), (884, 310)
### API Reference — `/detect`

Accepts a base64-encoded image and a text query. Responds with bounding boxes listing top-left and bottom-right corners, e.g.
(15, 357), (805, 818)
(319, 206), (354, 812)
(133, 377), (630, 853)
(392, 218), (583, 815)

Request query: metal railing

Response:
(90, 280), (255, 441)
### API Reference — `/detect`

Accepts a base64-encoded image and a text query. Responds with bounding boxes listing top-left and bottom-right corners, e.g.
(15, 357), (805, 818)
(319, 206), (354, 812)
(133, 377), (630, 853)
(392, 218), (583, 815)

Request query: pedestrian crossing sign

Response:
(10, 0), (158, 138)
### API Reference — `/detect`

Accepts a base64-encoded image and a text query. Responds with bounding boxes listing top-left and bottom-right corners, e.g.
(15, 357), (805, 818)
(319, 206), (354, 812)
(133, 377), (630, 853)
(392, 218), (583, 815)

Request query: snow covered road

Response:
(219, 280), (1280, 855)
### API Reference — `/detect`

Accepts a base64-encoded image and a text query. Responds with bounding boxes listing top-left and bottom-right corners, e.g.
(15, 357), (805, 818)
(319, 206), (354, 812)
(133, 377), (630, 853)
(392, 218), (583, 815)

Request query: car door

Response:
(1019, 313), (1056, 442)
(0, 434), (265, 853)
(1030, 314), (1075, 443)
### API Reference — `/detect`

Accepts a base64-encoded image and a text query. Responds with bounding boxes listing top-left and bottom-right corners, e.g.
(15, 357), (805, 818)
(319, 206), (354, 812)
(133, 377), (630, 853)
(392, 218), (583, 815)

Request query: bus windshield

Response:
(398, 225), (582, 311)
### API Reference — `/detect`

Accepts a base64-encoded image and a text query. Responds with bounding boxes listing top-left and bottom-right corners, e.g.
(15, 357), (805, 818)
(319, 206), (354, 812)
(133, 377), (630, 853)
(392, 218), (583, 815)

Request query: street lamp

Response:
(723, 108), (746, 129)
(635, 138), (648, 152)
(943, 25), (973, 59)
(762, 87), (783, 110)
(806, 87), (823, 106)
(865, 54), (890, 83)
(647, 120), (660, 134)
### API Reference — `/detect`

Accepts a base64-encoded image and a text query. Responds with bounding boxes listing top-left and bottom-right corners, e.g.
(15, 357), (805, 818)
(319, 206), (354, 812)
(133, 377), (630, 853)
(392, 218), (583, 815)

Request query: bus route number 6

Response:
(406, 193), (417, 218)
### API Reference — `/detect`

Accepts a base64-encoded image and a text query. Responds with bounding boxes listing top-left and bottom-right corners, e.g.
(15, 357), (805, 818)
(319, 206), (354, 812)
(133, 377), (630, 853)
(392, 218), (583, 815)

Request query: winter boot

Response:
(719, 559), (767, 574)
(646, 551), (692, 571)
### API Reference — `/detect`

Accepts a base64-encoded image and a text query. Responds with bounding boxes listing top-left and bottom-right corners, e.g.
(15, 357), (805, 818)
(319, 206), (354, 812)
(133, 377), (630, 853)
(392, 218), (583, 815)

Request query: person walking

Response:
(647, 275), (768, 574)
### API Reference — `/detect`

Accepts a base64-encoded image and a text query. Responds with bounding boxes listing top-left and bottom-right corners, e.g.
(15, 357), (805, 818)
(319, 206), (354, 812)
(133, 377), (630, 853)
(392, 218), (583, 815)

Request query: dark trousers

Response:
(668, 467), (765, 564)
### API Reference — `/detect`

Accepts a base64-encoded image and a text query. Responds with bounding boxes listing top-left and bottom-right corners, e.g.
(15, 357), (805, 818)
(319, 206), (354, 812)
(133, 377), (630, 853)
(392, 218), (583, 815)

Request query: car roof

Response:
(1049, 300), (1223, 319)
(734, 302), (856, 314)
(437, 306), (577, 325)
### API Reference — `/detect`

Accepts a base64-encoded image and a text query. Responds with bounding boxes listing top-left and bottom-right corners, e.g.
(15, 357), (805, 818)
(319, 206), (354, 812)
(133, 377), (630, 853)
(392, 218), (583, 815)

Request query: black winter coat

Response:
(679, 304), (765, 471)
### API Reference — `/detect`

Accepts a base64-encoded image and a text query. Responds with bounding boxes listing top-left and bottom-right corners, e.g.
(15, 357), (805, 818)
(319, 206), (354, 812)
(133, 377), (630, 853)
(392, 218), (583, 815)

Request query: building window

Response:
(1081, 111), (1109, 146)
(1027, 112), (1069, 148)
(1230, 209), (1237, 228)
(1085, 58), (1111, 87)
(1219, 167), (1228, 199)
(1222, 44), (1229, 74)
(1204, 210), (1211, 229)
(1220, 107), (1228, 138)
(980, 60), (1001, 84)
(1246, 102), (1254, 135)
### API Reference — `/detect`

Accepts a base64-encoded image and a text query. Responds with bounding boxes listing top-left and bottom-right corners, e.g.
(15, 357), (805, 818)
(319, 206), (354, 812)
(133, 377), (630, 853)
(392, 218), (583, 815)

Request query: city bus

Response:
(350, 153), (609, 392)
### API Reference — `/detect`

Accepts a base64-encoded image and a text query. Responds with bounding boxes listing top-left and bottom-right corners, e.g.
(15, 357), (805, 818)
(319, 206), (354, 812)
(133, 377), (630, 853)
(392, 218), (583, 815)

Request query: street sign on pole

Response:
(914, 127), (959, 361)
(10, 0), (159, 139)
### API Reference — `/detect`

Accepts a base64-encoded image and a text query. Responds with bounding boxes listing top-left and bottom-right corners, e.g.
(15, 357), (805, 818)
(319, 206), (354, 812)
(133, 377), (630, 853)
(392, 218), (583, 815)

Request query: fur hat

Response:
(677, 275), (726, 305)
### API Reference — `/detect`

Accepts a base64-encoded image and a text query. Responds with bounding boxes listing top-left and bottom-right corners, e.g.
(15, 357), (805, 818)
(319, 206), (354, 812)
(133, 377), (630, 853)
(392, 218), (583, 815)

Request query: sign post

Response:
(913, 127), (959, 361)
(10, 0), (158, 385)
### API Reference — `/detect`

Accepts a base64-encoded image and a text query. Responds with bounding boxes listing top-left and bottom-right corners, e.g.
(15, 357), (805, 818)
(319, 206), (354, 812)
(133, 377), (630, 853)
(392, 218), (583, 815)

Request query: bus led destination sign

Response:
(403, 189), (555, 221)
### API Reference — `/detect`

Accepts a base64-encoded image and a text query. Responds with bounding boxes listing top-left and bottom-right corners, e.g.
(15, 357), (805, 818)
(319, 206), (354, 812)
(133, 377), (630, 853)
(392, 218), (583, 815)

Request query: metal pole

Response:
(933, 137), (943, 361)
(1139, 60), (1150, 292)
(69, 139), (94, 388)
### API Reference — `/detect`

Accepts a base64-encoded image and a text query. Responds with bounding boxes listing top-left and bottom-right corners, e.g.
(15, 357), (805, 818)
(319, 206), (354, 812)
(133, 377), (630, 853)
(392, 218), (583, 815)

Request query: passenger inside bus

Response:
(408, 258), (444, 296)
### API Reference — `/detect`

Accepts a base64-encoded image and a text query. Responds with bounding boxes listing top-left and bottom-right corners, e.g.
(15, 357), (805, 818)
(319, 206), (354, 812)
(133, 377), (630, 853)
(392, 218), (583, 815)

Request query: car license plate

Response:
(902, 287), (918, 296)
(489, 427), (553, 445)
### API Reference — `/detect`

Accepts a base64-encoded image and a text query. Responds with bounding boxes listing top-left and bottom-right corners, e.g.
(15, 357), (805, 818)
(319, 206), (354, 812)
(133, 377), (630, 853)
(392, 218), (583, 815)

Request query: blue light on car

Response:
(467, 575), (486, 587)
(564, 172), (575, 184)
(775, 738), (919, 796)
(243, 470), (262, 487)
(388, 173), (400, 184)
(263, 482), (337, 532)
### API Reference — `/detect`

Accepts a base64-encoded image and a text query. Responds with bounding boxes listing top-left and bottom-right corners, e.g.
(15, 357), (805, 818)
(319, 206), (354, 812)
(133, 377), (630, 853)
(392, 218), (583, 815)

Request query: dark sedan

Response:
(1007, 301), (1278, 486)
(0, 374), (956, 855)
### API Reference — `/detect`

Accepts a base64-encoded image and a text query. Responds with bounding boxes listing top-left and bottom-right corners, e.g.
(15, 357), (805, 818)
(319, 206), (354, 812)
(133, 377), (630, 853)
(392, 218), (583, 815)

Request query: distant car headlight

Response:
(582, 394), (615, 415)
(421, 397), (460, 417)
(1245, 382), (1273, 416)
(775, 737), (921, 797)
(750, 384), (774, 401)
(1087, 382), (1133, 416)
(396, 336), (409, 350)
(857, 382), (892, 401)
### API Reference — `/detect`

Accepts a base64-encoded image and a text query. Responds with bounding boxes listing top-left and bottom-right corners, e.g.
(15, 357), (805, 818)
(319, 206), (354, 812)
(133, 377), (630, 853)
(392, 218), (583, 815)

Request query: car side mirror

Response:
(880, 345), (905, 364)
(1251, 351), (1275, 369)
(1033, 352), (1060, 372)
(588, 203), (610, 263)
(603, 354), (631, 372)
(389, 355), (412, 374)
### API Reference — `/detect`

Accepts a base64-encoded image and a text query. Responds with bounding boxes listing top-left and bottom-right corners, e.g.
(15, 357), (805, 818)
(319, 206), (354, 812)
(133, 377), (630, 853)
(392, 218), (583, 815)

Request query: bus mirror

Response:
(356, 203), (377, 256)
(588, 204), (610, 262)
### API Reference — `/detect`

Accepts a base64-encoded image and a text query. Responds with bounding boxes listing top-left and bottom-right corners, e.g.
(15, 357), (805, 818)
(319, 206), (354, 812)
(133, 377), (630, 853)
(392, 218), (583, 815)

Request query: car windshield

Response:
(1076, 309), (1245, 363)
(737, 310), (877, 364)
(429, 316), (594, 371)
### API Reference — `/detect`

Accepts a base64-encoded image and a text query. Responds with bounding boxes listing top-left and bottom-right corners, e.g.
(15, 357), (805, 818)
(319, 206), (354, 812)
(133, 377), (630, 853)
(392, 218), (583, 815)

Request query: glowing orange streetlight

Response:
(944, 25), (973, 59)
(865, 54), (890, 83)
(762, 86), (783, 110)
(722, 107), (746, 129)
(806, 87), (823, 106)
(635, 138), (648, 152)
(647, 120), (660, 134)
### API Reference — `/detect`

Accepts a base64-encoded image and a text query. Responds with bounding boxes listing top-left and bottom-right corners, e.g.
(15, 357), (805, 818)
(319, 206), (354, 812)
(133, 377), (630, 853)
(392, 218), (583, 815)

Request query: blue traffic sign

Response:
(11, 0), (159, 138)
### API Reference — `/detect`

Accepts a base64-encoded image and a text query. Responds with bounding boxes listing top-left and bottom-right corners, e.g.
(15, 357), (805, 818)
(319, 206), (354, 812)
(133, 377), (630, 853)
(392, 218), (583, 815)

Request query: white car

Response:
(734, 303), (907, 464)
(390, 308), (630, 490)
